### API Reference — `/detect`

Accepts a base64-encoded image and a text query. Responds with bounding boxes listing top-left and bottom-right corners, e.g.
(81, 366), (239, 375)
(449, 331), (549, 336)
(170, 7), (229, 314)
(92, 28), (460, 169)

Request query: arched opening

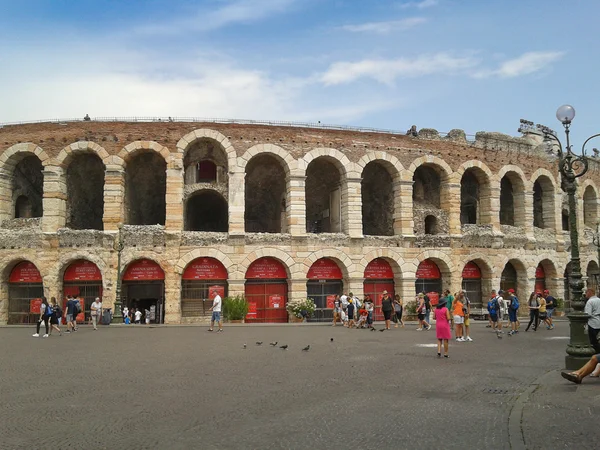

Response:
(415, 259), (442, 305)
(583, 185), (598, 228)
(305, 158), (342, 233)
(361, 162), (393, 236)
(245, 154), (287, 233)
(462, 262), (482, 308)
(424, 215), (438, 235)
(185, 190), (228, 231)
(197, 161), (217, 182)
(181, 257), (228, 320)
(306, 258), (344, 321)
(500, 262), (518, 294)
(500, 176), (514, 225)
(62, 260), (103, 323)
(413, 164), (447, 235)
(183, 138), (227, 185)
(587, 260), (599, 292)
(533, 176), (555, 230)
(7, 261), (44, 324)
(245, 257), (288, 323)
(66, 154), (105, 230)
(535, 264), (546, 293)
(122, 259), (165, 324)
(460, 170), (479, 225)
(125, 152), (166, 225)
(363, 258), (395, 321)
(13, 155), (43, 219)
(562, 209), (570, 231)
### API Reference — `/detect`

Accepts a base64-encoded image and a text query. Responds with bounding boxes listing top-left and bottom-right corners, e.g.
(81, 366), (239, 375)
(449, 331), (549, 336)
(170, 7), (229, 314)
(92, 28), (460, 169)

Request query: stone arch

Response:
(458, 255), (495, 307)
(299, 148), (356, 177)
(581, 180), (599, 228)
(531, 169), (558, 230)
(356, 152), (404, 176)
(455, 161), (494, 226)
(411, 250), (455, 277)
(407, 155), (452, 179)
(499, 257), (529, 296)
(0, 143), (50, 171)
(358, 248), (405, 279)
(238, 248), (296, 280)
(302, 250), (353, 280)
(53, 252), (109, 290)
(458, 253), (495, 278)
(1, 257), (48, 283)
(175, 248), (235, 277)
(118, 141), (170, 166)
(56, 141), (109, 168)
(239, 144), (296, 175)
(533, 257), (560, 294)
(361, 158), (400, 236)
(121, 255), (169, 276)
(498, 165), (528, 227)
(176, 129), (237, 172)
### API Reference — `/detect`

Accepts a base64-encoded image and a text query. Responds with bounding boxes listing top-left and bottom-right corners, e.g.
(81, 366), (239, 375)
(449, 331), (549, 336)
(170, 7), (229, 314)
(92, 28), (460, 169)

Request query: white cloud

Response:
(340, 17), (427, 34)
(473, 51), (565, 78)
(135, 0), (299, 35)
(397, 0), (438, 9)
(320, 53), (478, 85)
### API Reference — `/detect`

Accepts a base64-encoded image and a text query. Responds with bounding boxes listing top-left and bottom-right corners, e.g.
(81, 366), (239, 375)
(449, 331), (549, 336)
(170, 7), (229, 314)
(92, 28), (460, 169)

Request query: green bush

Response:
(286, 298), (316, 318)
(555, 297), (564, 309)
(223, 295), (249, 320)
(404, 301), (417, 315)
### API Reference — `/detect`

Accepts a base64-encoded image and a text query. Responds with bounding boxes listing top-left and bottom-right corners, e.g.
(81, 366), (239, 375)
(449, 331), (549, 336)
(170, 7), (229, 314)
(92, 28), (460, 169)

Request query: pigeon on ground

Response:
(256, 341), (263, 345)
(279, 345), (288, 349)
(243, 343), (247, 349)
(270, 341), (278, 346)
(380, 329), (385, 332)
(302, 345), (310, 351)
(330, 338), (334, 342)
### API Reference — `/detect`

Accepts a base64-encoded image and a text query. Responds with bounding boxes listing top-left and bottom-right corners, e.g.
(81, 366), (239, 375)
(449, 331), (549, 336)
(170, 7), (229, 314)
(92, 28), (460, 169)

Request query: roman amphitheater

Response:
(1, 118), (599, 324)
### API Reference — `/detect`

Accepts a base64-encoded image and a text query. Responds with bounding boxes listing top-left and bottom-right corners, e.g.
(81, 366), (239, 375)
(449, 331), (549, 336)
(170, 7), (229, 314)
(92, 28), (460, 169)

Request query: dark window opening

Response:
(184, 139), (227, 186)
(197, 161), (217, 183)
(245, 154), (286, 233)
(533, 180), (544, 228)
(362, 162), (394, 236)
(413, 166), (440, 207)
(460, 171), (479, 225)
(500, 176), (515, 226)
(185, 190), (228, 232)
(562, 209), (569, 231)
(66, 154), (105, 230)
(306, 158), (341, 233)
(125, 152), (166, 226)
(13, 155), (43, 218)
(500, 262), (518, 294)
(425, 215), (437, 235)
(15, 195), (32, 218)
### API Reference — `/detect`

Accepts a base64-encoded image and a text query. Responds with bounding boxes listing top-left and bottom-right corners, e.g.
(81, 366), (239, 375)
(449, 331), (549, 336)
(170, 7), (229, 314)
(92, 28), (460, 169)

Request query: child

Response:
(355, 307), (368, 329)
(134, 308), (142, 324)
(347, 298), (355, 329)
(435, 299), (452, 358)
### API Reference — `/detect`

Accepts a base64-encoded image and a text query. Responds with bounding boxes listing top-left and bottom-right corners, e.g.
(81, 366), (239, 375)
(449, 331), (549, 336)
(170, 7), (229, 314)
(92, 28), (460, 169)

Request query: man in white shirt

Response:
(208, 290), (223, 332)
(584, 288), (600, 353)
(340, 293), (349, 326)
(91, 297), (102, 330)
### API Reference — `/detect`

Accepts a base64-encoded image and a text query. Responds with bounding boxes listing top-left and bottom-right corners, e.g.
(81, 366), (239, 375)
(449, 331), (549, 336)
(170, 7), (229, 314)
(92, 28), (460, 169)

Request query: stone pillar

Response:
(164, 271), (182, 324)
(348, 277), (364, 299)
(166, 153), (184, 231)
(401, 276), (417, 306)
(228, 170), (245, 235)
(549, 187), (562, 236)
(228, 279), (245, 298)
(0, 168), (12, 223)
(290, 279), (307, 302)
(523, 190), (535, 239)
(288, 174), (306, 236)
(42, 165), (66, 232)
(446, 182), (462, 236)
(486, 180), (501, 233)
(396, 178), (414, 236)
(103, 158), (125, 231)
(345, 177), (363, 238)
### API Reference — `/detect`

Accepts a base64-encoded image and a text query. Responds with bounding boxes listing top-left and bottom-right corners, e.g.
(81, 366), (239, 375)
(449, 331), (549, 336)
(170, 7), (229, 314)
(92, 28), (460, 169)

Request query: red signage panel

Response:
(123, 259), (165, 281)
(247, 301), (257, 317)
(183, 258), (228, 280)
(246, 257), (287, 279)
(10, 262), (42, 283)
(326, 295), (336, 309)
(416, 259), (441, 280)
(535, 265), (545, 279)
(427, 292), (440, 306)
(461, 262), (482, 279)
(64, 260), (102, 282)
(209, 285), (225, 299)
(269, 295), (282, 309)
(30, 298), (42, 314)
(307, 258), (343, 280)
(364, 258), (394, 279)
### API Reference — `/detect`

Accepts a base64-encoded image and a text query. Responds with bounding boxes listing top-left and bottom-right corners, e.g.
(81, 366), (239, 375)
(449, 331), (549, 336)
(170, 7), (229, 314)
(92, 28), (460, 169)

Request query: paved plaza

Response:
(0, 321), (597, 450)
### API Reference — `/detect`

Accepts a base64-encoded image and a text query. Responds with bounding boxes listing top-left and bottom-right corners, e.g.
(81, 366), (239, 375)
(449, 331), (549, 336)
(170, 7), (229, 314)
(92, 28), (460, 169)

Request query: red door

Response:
(245, 282), (287, 323)
(363, 281), (394, 321)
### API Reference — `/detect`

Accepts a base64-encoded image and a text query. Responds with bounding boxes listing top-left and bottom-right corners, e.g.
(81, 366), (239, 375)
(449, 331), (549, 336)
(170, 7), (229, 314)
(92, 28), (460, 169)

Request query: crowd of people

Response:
(32, 295), (103, 337)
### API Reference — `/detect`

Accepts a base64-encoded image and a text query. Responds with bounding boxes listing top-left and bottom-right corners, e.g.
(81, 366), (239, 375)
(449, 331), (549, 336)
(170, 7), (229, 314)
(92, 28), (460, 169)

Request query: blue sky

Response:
(1, 0), (598, 143)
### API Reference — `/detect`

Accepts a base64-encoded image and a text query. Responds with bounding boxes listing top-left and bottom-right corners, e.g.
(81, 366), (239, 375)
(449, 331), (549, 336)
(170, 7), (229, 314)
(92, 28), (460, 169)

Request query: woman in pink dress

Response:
(435, 299), (452, 358)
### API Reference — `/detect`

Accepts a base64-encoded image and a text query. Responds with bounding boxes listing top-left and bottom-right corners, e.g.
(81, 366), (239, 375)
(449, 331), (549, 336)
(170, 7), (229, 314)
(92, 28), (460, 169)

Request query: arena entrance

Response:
(8, 261), (44, 324)
(181, 257), (228, 320)
(63, 260), (103, 324)
(245, 257), (288, 323)
(461, 261), (482, 309)
(535, 264), (546, 293)
(363, 258), (395, 321)
(415, 259), (442, 305)
(307, 258), (343, 322)
(122, 259), (165, 324)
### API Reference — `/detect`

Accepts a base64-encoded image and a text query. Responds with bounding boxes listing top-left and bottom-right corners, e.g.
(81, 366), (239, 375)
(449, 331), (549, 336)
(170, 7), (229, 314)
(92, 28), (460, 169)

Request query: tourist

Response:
(435, 298), (451, 358)
(538, 294), (547, 330)
(90, 297), (102, 330)
(561, 353), (600, 384)
(65, 295), (78, 333)
(452, 295), (465, 341)
(445, 289), (455, 328)
(496, 289), (505, 333)
(393, 294), (404, 328)
(381, 290), (394, 330)
(543, 290), (556, 330)
(49, 298), (62, 336)
(423, 292), (432, 326)
(416, 294), (429, 331)
(332, 294), (342, 326)
(355, 304), (368, 329)
(340, 292), (349, 327)
(134, 308), (142, 324)
(32, 296), (51, 338)
(487, 292), (500, 333)
(584, 288), (600, 353)
(122, 306), (129, 324)
(525, 292), (540, 332)
(208, 289), (223, 332)
(347, 298), (355, 328)
(506, 290), (520, 336)
(364, 294), (374, 328)
(487, 290), (497, 328)
(460, 290), (473, 342)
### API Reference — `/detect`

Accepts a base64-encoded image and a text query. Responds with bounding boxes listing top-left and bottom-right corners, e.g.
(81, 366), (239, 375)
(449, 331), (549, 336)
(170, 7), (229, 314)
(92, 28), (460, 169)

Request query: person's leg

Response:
(92, 315), (97, 330)
(534, 311), (540, 331)
(444, 339), (449, 356)
(437, 339), (442, 356)
(526, 311), (534, 331)
(209, 319), (214, 331)
(563, 355), (599, 383)
(43, 317), (49, 335)
(35, 319), (41, 335)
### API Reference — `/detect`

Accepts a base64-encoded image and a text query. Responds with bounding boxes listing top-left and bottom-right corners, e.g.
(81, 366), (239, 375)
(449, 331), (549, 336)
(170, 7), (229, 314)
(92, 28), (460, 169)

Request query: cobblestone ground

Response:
(0, 321), (591, 450)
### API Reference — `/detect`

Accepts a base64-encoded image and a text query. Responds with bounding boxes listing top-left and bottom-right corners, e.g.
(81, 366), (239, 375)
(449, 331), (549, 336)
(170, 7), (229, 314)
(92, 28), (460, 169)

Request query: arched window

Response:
(362, 161), (394, 236)
(424, 215), (437, 235)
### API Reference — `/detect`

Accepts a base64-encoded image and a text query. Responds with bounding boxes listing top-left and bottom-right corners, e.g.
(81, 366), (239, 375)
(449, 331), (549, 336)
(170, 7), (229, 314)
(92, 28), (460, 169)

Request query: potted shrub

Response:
(554, 297), (565, 317)
(223, 295), (249, 323)
(286, 298), (316, 323)
(403, 300), (418, 322)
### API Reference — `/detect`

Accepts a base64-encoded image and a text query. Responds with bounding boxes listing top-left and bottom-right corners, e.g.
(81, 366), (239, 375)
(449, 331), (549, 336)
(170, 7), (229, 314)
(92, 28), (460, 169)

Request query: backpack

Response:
(45, 304), (53, 317)
(424, 295), (431, 308)
(488, 297), (499, 313)
(75, 301), (82, 314)
(510, 296), (520, 311)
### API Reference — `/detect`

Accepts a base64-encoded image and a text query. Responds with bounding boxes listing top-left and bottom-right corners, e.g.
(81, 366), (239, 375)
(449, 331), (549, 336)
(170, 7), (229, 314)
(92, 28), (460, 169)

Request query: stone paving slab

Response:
(0, 322), (585, 449)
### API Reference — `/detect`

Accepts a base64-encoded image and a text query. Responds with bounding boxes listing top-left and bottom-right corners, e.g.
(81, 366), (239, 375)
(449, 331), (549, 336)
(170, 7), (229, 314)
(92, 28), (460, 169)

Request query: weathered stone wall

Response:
(0, 121), (599, 323)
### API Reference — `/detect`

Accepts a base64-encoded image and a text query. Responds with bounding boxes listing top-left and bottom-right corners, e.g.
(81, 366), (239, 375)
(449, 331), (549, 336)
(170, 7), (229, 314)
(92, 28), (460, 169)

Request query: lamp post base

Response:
(112, 301), (123, 324)
(565, 311), (595, 370)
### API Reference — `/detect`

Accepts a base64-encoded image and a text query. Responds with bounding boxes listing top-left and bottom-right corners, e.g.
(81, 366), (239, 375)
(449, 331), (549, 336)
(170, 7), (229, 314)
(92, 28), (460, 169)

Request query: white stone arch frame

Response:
(410, 250), (455, 293)
(237, 248), (297, 280)
(458, 254), (495, 304)
(0, 257), (47, 321)
(581, 179), (599, 229)
(176, 129), (237, 173)
(531, 169), (558, 232)
(358, 153), (405, 236)
(454, 160), (495, 226)
(0, 143), (50, 222)
(497, 165), (529, 228)
(498, 257), (529, 297)
(54, 253), (109, 291)
(358, 249), (405, 297)
(175, 249), (236, 278)
(533, 257), (560, 295)
(121, 255), (169, 279)
(302, 249), (354, 281)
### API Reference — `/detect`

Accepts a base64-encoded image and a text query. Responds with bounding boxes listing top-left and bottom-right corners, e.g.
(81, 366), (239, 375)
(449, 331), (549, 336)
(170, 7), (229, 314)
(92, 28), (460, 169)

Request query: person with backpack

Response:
(33, 297), (51, 338)
(525, 292), (541, 332)
(543, 290), (556, 330)
(506, 289), (520, 336)
(487, 292), (500, 332)
(49, 297), (62, 336)
(393, 294), (404, 328)
(459, 290), (473, 341)
(65, 295), (78, 333)
(423, 293), (432, 326)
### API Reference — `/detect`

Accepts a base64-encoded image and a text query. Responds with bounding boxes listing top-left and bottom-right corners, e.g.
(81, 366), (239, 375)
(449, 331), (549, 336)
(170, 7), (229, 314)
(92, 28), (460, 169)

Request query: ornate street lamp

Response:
(112, 223), (124, 323)
(540, 105), (600, 369)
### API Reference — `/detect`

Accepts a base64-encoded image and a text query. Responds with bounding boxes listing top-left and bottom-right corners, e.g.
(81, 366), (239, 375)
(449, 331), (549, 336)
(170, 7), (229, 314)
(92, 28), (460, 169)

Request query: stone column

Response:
(446, 182), (462, 236)
(164, 271), (182, 324)
(166, 153), (184, 231)
(345, 177), (363, 238)
(103, 158), (125, 231)
(396, 178), (414, 236)
(0, 168), (12, 223)
(228, 279), (245, 298)
(523, 190), (535, 239)
(348, 277), (364, 299)
(290, 279), (307, 302)
(288, 174), (306, 236)
(486, 180), (501, 233)
(228, 169), (245, 235)
(42, 165), (66, 232)
(401, 276), (417, 305)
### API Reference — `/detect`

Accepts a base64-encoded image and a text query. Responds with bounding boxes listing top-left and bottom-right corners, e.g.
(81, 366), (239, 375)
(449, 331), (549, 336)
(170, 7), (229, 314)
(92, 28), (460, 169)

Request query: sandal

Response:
(561, 371), (582, 384)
